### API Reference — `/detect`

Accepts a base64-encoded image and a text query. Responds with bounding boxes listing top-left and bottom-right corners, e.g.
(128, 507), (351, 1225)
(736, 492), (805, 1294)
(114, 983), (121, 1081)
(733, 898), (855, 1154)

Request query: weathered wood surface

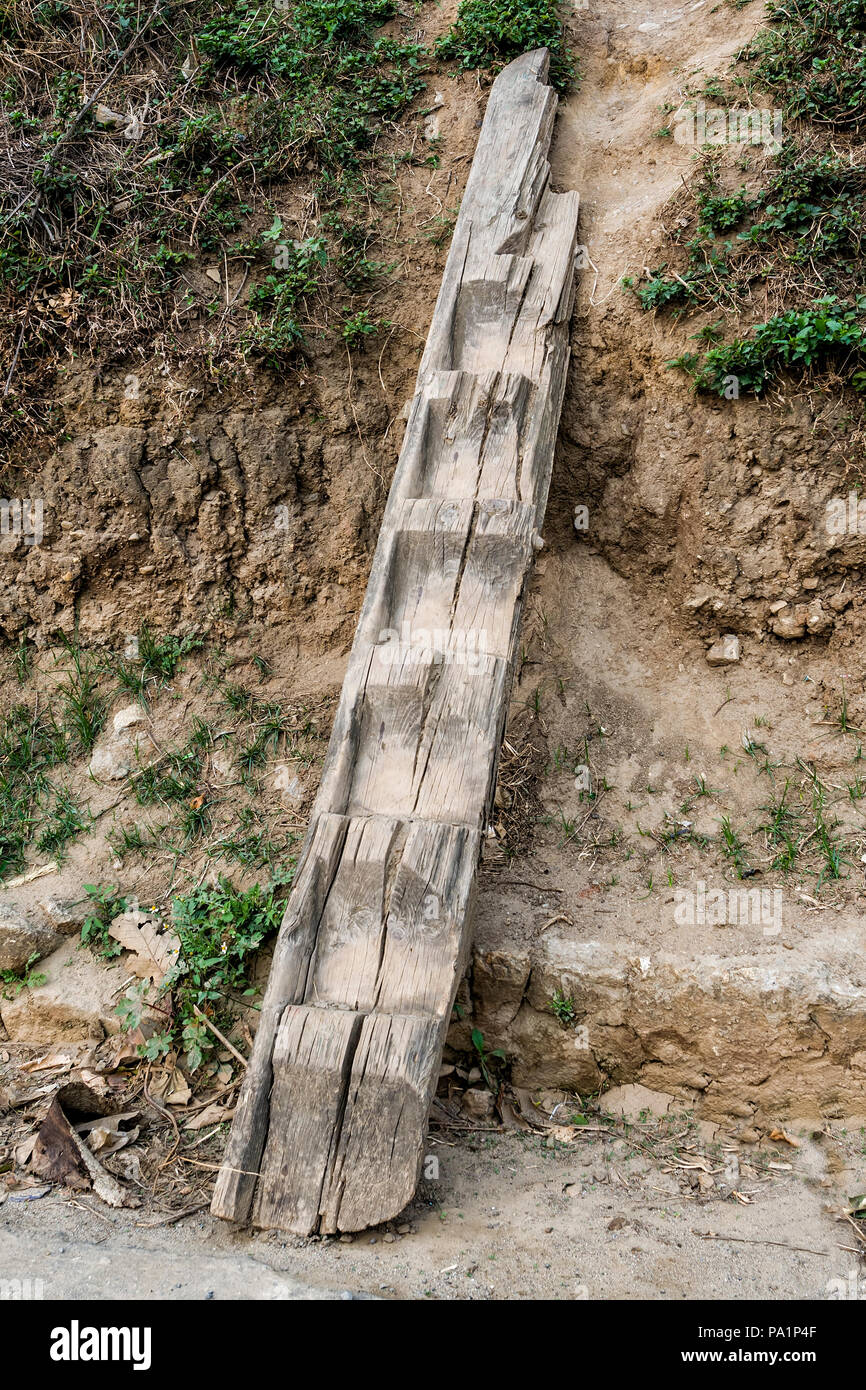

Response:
(212, 48), (579, 1234)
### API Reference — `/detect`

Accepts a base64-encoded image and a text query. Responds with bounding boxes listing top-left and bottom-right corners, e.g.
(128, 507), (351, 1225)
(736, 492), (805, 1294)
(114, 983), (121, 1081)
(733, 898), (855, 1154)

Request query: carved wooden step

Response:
(212, 47), (579, 1234)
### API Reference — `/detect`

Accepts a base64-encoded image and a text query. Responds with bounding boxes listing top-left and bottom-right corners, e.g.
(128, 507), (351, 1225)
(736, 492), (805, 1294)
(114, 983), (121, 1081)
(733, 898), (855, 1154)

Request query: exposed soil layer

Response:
(2, 0), (866, 1280)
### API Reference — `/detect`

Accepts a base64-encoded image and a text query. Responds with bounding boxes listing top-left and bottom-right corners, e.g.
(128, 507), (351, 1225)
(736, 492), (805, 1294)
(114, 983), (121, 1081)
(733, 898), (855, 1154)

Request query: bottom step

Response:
(253, 1005), (442, 1234)
(211, 812), (481, 1232)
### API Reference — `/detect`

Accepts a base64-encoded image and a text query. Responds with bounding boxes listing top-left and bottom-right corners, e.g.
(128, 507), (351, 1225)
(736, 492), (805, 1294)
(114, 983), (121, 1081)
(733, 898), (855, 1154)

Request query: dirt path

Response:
(3, 1110), (863, 1300)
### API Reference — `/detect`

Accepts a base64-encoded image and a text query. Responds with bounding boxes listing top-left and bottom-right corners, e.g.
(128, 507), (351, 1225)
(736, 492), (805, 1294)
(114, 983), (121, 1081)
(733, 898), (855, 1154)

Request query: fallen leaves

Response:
(26, 1087), (140, 1208)
(148, 1062), (191, 1107)
(30, 1098), (90, 1191)
(76, 1110), (141, 1158)
(19, 1046), (96, 1074)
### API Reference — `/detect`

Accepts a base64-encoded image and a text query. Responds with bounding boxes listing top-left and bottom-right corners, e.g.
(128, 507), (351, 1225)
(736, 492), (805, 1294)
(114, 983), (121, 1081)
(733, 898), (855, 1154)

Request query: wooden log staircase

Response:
(212, 48), (579, 1234)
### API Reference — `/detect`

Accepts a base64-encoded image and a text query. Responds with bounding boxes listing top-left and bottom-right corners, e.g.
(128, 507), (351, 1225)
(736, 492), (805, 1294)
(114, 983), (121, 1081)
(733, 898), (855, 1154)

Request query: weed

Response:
(810, 779), (847, 887)
(549, 990), (577, 1027)
(153, 875), (287, 1070)
(1, 951), (46, 1000)
(0, 702), (68, 878)
(14, 636), (31, 684)
(470, 1026), (506, 1091)
(829, 681), (860, 734)
(245, 237), (327, 360)
(719, 814), (751, 878)
(739, 0), (866, 127)
(437, 0), (576, 93)
(36, 788), (89, 862)
(695, 297), (866, 396)
(58, 643), (106, 754)
(342, 309), (388, 348)
(81, 883), (131, 959)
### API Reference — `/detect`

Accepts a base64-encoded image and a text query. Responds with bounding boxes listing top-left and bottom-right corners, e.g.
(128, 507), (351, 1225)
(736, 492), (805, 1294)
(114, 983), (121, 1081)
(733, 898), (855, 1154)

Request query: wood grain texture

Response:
(212, 47), (579, 1234)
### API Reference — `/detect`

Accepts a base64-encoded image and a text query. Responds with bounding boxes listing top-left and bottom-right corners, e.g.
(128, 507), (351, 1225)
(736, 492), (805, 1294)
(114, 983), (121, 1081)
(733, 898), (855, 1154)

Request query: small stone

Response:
(684, 590), (712, 611)
(805, 601), (831, 635)
(384, 1233), (396, 1244)
(0, 936), (127, 1041)
(602, 1083), (674, 1121)
(829, 592), (852, 613)
(738, 1127), (761, 1144)
(88, 745), (132, 780)
(39, 898), (90, 934)
(205, 267), (222, 284)
(113, 705), (147, 736)
(706, 634), (740, 666)
(460, 1087), (495, 1121)
(0, 904), (61, 973)
(768, 600), (788, 614)
(772, 613), (806, 639)
(396, 1223), (411, 1235)
(802, 577), (819, 591)
(339, 1234), (353, 1244)
(782, 673), (794, 686)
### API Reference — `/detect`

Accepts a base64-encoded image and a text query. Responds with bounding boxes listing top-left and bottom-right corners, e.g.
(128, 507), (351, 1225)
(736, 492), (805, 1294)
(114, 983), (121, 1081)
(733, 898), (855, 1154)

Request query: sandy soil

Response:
(3, 1100), (864, 1300)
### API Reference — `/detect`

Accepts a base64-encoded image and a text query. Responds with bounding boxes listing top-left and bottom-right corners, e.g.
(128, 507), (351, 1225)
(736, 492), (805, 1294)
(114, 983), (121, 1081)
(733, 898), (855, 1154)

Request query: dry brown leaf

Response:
(768, 1128), (800, 1148)
(87, 1123), (140, 1156)
(546, 1124), (578, 1144)
(108, 912), (179, 986)
(31, 1097), (91, 1190)
(75, 1110), (141, 1157)
(151, 1064), (192, 1107)
(183, 1103), (235, 1131)
(20, 1047), (93, 1073)
(497, 1092), (533, 1133)
(14, 1135), (37, 1168)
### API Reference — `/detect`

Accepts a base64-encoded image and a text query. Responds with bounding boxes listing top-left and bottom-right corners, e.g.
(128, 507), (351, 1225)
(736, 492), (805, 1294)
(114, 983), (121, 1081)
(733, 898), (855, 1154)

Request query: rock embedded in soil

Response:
(88, 743), (134, 781)
(705, 634), (740, 665)
(601, 1082), (676, 1121)
(0, 936), (127, 1042)
(0, 903), (64, 973)
(805, 601), (831, 634)
(771, 608), (807, 639)
(461, 1088), (496, 1122)
(448, 924), (866, 1124)
(87, 707), (153, 781)
(112, 705), (148, 736)
(39, 897), (93, 933)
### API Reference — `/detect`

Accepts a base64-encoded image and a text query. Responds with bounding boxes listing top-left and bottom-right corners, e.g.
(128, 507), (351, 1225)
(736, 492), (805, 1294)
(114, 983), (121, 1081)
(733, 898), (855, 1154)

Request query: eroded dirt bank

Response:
(2, 0), (866, 1291)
